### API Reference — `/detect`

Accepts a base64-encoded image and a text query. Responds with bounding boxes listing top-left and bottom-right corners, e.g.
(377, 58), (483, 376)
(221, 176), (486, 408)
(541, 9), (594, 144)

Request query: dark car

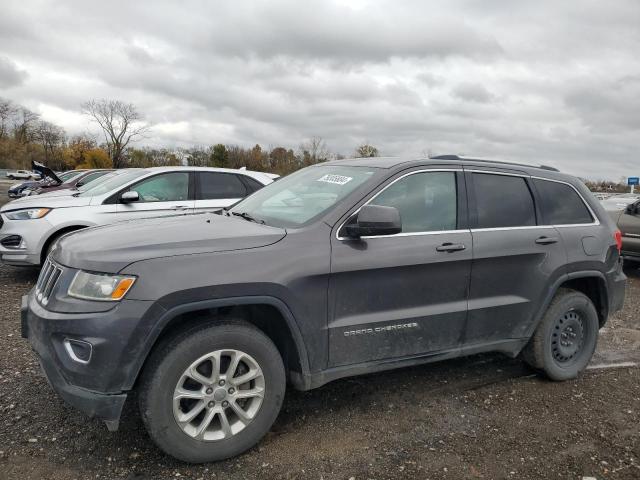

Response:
(609, 199), (640, 262)
(21, 155), (626, 462)
(8, 170), (79, 198)
(28, 169), (114, 195)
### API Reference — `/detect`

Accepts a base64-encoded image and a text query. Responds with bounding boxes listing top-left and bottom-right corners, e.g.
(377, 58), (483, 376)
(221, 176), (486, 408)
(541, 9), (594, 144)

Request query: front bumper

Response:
(21, 292), (156, 428)
(0, 214), (53, 266)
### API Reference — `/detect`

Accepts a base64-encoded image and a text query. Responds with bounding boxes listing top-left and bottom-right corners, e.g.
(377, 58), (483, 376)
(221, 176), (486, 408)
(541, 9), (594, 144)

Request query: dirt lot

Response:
(0, 184), (639, 480)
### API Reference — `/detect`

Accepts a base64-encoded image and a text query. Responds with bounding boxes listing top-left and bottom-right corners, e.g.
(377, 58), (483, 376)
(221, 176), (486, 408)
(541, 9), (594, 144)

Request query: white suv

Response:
(0, 166), (276, 266)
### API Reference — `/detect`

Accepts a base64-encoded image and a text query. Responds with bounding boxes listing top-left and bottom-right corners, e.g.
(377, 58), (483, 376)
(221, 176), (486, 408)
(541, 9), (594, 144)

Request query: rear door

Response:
(464, 169), (566, 346)
(328, 167), (472, 367)
(116, 171), (194, 220)
(194, 171), (249, 212)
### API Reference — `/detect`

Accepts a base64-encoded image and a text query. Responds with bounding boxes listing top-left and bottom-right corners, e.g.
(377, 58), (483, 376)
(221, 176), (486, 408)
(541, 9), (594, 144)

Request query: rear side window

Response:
(197, 172), (247, 200)
(473, 173), (536, 228)
(241, 176), (265, 194)
(533, 179), (593, 225)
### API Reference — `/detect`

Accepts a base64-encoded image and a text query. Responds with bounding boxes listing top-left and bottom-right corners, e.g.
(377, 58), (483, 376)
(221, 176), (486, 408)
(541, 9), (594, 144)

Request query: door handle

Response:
(436, 242), (466, 253)
(535, 236), (559, 245)
(172, 205), (190, 210)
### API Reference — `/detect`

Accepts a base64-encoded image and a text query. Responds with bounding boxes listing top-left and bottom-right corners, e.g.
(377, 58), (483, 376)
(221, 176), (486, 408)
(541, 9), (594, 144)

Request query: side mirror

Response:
(120, 191), (140, 203)
(75, 181), (84, 187)
(344, 205), (402, 238)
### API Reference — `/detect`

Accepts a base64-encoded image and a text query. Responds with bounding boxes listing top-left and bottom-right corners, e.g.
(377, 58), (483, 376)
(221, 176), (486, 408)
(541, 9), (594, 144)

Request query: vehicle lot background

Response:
(1, 180), (639, 479)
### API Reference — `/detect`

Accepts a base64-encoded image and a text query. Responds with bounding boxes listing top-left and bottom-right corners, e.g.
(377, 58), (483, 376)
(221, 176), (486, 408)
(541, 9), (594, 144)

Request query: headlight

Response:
(5, 208), (51, 220)
(68, 271), (136, 301)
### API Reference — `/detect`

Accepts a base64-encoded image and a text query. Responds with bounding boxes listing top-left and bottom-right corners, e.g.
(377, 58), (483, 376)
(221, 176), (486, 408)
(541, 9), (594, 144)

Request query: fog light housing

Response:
(1, 235), (26, 249)
(63, 338), (93, 364)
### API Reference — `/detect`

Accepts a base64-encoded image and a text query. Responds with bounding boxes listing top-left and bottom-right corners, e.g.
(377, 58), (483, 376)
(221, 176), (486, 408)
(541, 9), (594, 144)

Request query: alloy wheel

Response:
(172, 349), (265, 441)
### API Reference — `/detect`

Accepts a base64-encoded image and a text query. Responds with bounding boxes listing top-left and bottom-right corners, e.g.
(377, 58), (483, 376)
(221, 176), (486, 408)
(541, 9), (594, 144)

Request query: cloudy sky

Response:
(1, 0), (639, 179)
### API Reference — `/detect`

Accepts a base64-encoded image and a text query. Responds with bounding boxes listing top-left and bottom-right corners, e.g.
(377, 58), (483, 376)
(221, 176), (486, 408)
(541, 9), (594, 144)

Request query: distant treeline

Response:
(0, 97), (381, 175)
(583, 179), (633, 193)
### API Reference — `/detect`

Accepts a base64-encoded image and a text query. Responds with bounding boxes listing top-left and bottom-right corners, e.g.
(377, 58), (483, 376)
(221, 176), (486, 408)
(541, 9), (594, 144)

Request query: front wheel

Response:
(521, 288), (599, 381)
(138, 322), (285, 463)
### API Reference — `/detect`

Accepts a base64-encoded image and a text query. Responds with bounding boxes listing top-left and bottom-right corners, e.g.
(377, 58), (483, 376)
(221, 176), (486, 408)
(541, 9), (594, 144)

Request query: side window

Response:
(369, 171), (457, 233)
(533, 179), (593, 225)
(197, 172), (247, 200)
(241, 176), (265, 194)
(473, 173), (536, 228)
(79, 171), (107, 185)
(129, 172), (189, 202)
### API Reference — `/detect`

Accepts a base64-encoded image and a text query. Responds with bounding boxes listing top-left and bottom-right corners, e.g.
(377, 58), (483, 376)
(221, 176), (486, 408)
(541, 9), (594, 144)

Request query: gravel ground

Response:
(0, 185), (639, 480)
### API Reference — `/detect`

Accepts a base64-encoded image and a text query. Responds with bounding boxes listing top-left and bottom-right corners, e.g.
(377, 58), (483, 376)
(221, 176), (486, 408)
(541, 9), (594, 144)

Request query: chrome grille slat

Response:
(35, 258), (63, 305)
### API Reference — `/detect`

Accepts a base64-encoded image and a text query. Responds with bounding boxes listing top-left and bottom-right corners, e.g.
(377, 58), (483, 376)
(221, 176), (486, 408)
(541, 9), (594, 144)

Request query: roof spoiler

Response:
(31, 160), (62, 185)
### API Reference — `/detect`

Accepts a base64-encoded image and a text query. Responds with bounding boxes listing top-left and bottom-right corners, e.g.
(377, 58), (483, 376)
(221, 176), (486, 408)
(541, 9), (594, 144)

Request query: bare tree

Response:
(0, 98), (18, 140)
(82, 99), (150, 168)
(34, 120), (66, 165)
(13, 107), (40, 144)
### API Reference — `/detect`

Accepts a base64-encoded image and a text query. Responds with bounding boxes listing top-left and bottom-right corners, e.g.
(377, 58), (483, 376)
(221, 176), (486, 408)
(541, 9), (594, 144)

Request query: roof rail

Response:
(429, 154), (559, 172)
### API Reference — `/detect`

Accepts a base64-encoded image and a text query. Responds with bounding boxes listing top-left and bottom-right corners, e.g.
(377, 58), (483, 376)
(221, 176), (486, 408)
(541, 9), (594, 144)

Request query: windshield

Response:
(230, 165), (377, 227)
(77, 171), (119, 192)
(79, 169), (145, 197)
(59, 171), (86, 184)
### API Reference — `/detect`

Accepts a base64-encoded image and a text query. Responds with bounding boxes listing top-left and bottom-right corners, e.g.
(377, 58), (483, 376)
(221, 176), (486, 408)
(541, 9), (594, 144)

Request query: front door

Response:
(116, 171), (194, 220)
(328, 168), (471, 367)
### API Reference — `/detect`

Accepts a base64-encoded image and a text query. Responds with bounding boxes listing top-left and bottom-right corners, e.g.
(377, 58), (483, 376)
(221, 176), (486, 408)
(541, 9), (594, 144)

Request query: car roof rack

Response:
(429, 154), (560, 172)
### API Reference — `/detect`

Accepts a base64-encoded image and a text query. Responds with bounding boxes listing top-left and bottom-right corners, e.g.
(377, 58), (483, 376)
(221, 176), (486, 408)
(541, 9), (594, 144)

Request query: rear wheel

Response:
(138, 322), (285, 463)
(521, 288), (599, 381)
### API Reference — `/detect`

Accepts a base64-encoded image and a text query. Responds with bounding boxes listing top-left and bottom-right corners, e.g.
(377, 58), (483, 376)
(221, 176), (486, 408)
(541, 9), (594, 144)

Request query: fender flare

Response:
(130, 295), (311, 388)
(524, 270), (609, 340)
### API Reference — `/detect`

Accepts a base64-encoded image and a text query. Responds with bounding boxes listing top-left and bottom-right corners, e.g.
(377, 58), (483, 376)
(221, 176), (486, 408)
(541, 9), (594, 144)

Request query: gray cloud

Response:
(2, 0), (640, 178)
(0, 56), (28, 88)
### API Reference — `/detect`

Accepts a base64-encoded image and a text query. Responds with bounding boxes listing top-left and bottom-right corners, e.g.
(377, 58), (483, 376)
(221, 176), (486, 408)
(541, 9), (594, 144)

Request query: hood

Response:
(0, 193), (91, 212)
(53, 212), (287, 272)
(31, 188), (78, 198)
(32, 161), (62, 184)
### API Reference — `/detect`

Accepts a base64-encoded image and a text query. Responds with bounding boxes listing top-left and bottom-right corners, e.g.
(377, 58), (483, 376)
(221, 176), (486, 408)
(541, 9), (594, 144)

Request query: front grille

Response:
(35, 259), (63, 305)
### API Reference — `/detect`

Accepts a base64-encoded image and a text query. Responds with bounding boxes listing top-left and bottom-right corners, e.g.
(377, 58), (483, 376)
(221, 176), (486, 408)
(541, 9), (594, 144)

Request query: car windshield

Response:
(229, 165), (377, 227)
(54, 171), (78, 182)
(78, 169), (145, 197)
(76, 171), (118, 192)
(59, 171), (86, 184)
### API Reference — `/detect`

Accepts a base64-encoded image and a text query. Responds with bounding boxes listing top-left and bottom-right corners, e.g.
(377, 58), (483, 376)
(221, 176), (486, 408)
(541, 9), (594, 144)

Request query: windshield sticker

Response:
(317, 174), (353, 185)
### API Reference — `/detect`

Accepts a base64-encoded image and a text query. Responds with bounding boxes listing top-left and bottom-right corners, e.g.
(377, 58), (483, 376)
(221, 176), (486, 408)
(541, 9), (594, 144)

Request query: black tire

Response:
(138, 321), (285, 463)
(521, 288), (599, 381)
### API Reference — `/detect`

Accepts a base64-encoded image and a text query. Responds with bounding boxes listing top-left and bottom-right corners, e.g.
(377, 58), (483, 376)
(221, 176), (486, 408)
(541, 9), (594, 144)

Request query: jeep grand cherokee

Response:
(21, 155), (626, 462)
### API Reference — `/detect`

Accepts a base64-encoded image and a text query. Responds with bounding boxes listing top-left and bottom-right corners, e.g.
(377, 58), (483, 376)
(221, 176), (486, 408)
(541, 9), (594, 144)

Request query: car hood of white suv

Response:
(0, 193), (92, 212)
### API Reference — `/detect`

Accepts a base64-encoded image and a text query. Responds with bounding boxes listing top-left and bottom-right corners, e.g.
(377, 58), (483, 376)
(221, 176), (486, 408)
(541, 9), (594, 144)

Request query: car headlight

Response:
(4, 208), (51, 220)
(68, 271), (136, 301)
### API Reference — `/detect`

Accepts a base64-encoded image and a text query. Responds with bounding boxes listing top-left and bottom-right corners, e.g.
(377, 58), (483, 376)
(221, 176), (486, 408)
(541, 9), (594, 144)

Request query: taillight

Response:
(614, 229), (622, 253)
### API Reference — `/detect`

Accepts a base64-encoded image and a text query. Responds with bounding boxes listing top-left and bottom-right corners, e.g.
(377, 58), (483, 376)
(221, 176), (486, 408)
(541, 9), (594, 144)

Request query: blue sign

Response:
(629, 177), (640, 186)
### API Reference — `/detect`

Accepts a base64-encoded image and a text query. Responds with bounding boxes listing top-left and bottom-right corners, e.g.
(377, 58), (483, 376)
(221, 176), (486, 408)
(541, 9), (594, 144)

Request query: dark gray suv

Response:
(21, 156), (626, 462)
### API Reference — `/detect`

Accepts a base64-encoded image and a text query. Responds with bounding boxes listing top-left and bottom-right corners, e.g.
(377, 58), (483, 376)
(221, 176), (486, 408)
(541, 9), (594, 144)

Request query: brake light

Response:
(614, 230), (622, 253)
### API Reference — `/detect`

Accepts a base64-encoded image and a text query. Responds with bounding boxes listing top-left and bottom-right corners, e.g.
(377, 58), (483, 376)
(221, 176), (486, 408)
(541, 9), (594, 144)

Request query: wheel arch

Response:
(131, 296), (311, 392)
(40, 224), (90, 264)
(527, 271), (609, 340)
